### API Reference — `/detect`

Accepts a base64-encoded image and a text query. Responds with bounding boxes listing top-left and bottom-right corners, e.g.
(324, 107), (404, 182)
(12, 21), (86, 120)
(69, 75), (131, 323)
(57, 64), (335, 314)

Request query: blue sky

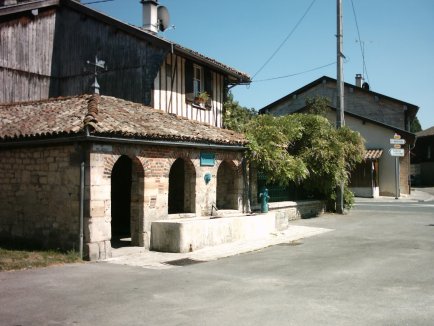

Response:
(87, 0), (434, 130)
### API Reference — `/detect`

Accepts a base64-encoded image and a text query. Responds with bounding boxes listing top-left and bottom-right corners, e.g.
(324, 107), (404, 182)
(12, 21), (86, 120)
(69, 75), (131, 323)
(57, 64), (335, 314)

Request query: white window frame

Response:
(193, 64), (203, 97)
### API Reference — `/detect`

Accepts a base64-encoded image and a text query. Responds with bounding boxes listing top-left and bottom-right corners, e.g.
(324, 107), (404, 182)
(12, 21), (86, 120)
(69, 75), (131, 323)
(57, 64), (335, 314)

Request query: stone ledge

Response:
(150, 213), (276, 253)
(148, 200), (325, 255)
(268, 200), (324, 210)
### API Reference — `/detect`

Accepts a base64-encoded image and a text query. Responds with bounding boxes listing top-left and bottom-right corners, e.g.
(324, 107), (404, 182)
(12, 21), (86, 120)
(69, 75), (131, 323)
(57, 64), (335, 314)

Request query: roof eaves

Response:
(259, 75), (419, 114)
(416, 126), (434, 138)
(172, 43), (251, 84)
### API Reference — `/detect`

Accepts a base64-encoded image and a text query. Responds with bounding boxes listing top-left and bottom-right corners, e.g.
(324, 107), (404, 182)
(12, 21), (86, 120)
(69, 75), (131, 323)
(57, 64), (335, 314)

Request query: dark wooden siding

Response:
(0, 6), (168, 104)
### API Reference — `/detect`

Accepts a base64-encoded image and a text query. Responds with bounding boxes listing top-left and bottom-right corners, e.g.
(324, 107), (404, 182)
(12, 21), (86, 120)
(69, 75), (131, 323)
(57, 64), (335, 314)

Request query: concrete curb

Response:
(104, 225), (333, 269)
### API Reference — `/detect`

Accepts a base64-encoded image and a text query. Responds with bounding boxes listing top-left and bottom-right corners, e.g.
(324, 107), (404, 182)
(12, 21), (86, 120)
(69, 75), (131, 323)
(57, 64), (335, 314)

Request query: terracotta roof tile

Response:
(0, 94), (246, 146)
(364, 149), (383, 160)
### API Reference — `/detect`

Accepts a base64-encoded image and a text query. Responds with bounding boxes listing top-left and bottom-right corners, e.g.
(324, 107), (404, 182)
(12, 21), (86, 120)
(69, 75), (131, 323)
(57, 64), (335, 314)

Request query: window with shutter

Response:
(184, 60), (212, 109)
(193, 64), (203, 96)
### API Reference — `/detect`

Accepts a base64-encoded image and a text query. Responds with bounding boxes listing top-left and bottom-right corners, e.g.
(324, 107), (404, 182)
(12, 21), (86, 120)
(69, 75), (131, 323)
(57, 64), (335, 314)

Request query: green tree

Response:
(305, 96), (330, 116)
(223, 92), (256, 133)
(410, 116), (422, 133)
(244, 113), (365, 210)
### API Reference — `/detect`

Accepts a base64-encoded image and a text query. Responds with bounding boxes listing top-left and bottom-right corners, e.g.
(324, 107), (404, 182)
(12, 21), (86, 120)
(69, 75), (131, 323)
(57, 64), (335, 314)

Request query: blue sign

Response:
(200, 152), (215, 166)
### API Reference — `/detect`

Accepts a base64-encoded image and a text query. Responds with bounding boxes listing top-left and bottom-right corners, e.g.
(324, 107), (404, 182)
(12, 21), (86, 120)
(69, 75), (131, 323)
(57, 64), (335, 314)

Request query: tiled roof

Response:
(364, 149), (383, 160)
(170, 42), (250, 83)
(416, 126), (434, 138)
(0, 94), (247, 146)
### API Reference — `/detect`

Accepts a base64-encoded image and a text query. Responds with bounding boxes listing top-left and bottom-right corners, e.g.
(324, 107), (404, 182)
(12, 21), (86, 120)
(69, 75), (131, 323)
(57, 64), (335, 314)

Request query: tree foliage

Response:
(223, 93), (365, 211)
(223, 92), (256, 133)
(245, 113), (365, 210)
(305, 96), (330, 116)
(410, 116), (422, 133)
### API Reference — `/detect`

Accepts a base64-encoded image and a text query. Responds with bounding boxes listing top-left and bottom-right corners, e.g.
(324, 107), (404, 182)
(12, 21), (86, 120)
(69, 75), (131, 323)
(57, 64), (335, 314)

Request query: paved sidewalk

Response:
(355, 188), (434, 203)
(105, 189), (432, 270)
(105, 225), (332, 269)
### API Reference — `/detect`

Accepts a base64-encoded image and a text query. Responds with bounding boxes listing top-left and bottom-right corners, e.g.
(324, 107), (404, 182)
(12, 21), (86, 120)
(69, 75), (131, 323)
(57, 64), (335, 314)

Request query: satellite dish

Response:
(362, 82), (370, 90)
(157, 5), (170, 32)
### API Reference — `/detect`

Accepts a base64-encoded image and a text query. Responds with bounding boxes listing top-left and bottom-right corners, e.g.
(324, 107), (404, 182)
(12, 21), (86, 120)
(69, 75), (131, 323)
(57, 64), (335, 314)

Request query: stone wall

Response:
(0, 141), (245, 260)
(0, 144), (82, 250)
(400, 150), (411, 195)
(270, 201), (326, 231)
(86, 142), (244, 260)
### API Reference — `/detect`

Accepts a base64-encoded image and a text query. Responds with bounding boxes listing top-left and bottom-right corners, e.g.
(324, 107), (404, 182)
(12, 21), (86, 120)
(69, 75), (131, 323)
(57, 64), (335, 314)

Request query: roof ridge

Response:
(83, 93), (100, 131)
(0, 94), (90, 107)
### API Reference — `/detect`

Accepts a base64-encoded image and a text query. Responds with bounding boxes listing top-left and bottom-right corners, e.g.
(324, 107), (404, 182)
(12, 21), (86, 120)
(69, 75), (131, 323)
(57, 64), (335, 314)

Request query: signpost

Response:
(389, 134), (406, 199)
(389, 148), (405, 157)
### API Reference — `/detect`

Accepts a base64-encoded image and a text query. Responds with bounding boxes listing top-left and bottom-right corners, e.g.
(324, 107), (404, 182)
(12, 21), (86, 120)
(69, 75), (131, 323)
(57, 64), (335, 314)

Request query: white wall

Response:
(325, 111), (408, 196)
(153, 54), (225, 127)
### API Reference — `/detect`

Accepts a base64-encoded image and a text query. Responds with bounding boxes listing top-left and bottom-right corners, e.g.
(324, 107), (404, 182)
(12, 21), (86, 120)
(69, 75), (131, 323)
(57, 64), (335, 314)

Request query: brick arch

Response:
(103, 155), (121, 178)
(103, 154), (146, 178)
(132, 156), (146, 178)
(108, 154), (145, 247)
(168, 157), (196, 214)
(216, 159), (242, 176)
(216, 159), (241, 210)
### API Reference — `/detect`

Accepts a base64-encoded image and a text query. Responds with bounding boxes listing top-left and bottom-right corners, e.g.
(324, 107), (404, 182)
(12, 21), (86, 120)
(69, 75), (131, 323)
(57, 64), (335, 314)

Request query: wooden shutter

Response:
(204, 68), (213, 98)
(185, 60), (194, 102)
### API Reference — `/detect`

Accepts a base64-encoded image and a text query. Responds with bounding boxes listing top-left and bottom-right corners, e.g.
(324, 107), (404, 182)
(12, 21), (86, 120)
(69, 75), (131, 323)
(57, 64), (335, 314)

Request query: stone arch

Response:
(110, 155), (144, 247)
(168, 157), (196, 214)
(216, 160), (241, 210)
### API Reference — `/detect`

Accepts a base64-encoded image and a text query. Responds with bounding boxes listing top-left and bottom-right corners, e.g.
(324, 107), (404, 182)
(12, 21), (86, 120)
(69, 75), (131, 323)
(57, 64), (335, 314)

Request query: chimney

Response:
(355, 74), (363, 88)
(141, 0), (159, 34)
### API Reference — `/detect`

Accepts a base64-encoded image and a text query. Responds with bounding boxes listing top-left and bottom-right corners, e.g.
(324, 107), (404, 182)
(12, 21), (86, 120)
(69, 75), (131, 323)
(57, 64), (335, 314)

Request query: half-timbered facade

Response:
(153, 52), (227, 127)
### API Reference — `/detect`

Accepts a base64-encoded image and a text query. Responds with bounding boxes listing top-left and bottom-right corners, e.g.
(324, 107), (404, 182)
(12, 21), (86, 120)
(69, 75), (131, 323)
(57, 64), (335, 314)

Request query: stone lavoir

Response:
(0, 94), (247, 260)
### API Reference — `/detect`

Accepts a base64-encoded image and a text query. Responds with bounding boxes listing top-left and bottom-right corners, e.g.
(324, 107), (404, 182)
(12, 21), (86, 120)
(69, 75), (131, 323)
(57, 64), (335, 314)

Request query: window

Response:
(428, 146), (431, 160)
(185, 60), (213, 108)
(193, 64), (203, 96)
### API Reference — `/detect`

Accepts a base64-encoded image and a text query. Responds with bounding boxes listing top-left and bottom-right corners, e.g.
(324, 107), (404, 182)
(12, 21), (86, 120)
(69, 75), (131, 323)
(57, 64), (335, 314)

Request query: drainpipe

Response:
(242, 158), (251, 213)
(79, 160), (85, 259)
(370, 160), (374, 198)
(79, 126), (90, 259)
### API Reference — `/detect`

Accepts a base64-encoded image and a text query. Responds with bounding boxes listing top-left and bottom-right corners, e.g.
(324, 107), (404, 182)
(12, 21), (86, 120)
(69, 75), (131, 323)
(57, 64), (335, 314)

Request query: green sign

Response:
(200, 153), (215, 166)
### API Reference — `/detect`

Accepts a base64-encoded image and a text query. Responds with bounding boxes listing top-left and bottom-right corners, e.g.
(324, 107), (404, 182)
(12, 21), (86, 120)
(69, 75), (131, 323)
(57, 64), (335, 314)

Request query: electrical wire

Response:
(350, 0), (370, 85)
(251, 0), (318, 80)
(251, 61), (336, 83)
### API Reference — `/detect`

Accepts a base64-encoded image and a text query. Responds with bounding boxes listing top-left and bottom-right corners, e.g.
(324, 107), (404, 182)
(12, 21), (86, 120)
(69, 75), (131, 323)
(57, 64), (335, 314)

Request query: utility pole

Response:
(336, 0), (345, 214)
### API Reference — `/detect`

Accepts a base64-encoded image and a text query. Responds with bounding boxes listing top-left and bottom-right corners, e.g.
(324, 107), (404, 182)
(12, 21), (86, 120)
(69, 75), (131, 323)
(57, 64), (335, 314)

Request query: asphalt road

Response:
(1, 199), (433, 326)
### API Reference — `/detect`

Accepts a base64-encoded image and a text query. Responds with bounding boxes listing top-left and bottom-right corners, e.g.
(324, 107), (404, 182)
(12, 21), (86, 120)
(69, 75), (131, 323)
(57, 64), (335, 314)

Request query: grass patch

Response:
(0, 247), (82, 271)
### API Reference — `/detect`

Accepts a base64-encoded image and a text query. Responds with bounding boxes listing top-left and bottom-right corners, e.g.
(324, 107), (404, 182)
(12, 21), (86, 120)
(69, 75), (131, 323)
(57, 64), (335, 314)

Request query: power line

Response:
(251, 61), (336, 83)
(350, 0), (370, 85)
(251, 0), (318, 80)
